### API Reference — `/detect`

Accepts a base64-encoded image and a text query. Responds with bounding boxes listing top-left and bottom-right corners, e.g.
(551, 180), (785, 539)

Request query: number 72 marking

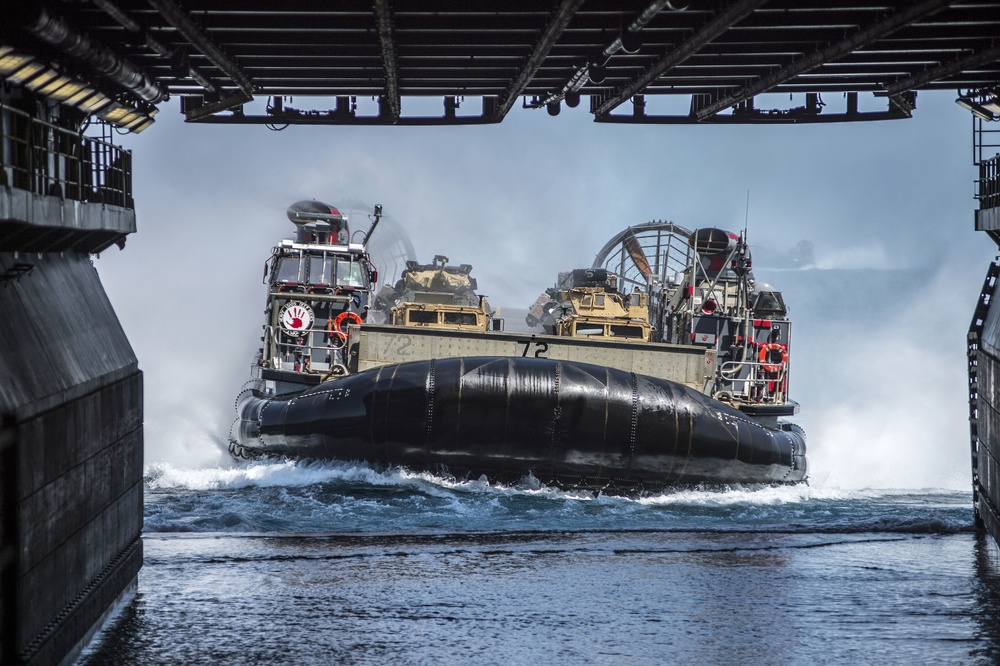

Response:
(519, 340), (549, 358)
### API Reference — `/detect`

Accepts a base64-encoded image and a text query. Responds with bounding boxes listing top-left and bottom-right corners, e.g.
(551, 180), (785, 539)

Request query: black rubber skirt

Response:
(233, 357), (807, 490)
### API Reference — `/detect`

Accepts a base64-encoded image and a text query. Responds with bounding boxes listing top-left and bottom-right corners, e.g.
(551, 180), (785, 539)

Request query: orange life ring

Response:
(333, 310), (363, 336)
(758, 343), (788, 373)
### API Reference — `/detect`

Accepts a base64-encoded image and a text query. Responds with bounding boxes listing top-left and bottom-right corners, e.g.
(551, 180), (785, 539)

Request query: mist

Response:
(94, 91), (996, 489)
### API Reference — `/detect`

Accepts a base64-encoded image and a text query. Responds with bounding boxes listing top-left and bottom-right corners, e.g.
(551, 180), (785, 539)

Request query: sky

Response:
(95, 90), (999, 490)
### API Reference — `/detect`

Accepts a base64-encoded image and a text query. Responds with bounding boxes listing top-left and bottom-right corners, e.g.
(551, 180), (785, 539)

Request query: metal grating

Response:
(3, 0), (1000, 126)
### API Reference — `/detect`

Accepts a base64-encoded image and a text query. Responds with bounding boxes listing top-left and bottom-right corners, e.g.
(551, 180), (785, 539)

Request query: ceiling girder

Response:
(881, 42), (1000, 95)
(146, 0), (254, 99)
(693, 0), (953, 120)
(6, 1), (1000, 128)
(373, 0), (400, 122)
(592, 0), (767, 118)
(534, 0), (676, 109)
(492, 0), (587, 121)
(90, 0), (218, 94)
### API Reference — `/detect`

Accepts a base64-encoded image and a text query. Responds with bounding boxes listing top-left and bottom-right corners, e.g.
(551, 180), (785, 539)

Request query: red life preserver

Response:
(758, 343), (788, 373)
(334, 310), (363, 336)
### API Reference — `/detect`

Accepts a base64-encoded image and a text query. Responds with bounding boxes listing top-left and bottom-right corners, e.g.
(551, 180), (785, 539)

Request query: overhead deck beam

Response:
(491, 0), (586, 122)
(694, 0), (954, 121)
(592, 0), (766, 118)
(373, 0), (400, 122)
(146, 0), (254, 104)
(535, 0), (677, 109)
(19, 3), (167, 103)
(90, 0), (218, 95)
(881, 42), (1000, 96)
(9, 1), (999, 128)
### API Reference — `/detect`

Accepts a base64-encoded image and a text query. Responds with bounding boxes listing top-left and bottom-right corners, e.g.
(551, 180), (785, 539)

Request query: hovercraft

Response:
(230, 210), (806, 491)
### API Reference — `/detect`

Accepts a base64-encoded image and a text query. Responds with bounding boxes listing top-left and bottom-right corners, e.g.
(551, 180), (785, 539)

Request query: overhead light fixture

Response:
(76, 91), (112, 114)
(0, 44), (155, 132)
(0, 50), (35, 75)
(956, 97), (996, 122)
(4, 61), (45, 86)
(99, 106), (134, 124)
(63, 87), (98, 106)
(124, 116), (155, 133)
(96, 100), (157, 133)
(46, 80), (89, 102)
(22, 69), (59, 91)
(982, 91), (1000, 115)
(35, 75), (76, 97)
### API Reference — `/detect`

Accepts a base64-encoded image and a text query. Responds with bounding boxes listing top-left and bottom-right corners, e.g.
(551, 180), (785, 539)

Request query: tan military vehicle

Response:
(373, 255), (493, 331)
(527, 268), (652, 341)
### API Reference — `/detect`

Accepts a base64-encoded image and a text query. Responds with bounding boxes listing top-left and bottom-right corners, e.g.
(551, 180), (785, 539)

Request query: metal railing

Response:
(263, 324), (350, 374)
(0, 103), (133, 209)
(978, 154), (1000, 212)
(974, 114), (1000, 166)
(717, 360), (789, 405)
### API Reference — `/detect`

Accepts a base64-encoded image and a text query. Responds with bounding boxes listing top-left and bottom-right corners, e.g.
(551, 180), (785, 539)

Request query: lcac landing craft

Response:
(230, 207), (806, 492)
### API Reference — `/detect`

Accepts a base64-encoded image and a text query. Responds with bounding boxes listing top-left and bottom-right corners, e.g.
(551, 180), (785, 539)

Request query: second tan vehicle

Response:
(373, 255), (494, 331)
(527, 268), (652, 341)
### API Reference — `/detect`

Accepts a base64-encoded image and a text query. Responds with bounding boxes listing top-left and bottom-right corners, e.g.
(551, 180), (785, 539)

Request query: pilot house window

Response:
(754, 291), (787, 317)
(337, 258), (365, 287)
(275, 254), (302, 283)
(308, 254), (333, 285)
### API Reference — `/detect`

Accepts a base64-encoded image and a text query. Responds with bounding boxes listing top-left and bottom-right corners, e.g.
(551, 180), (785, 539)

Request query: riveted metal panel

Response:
(355, 324), (715, 391)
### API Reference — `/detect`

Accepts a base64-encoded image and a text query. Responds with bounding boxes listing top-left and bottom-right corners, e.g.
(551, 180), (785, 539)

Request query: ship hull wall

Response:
(976, 268), (1000, 540)
(0, 252), (143, 666)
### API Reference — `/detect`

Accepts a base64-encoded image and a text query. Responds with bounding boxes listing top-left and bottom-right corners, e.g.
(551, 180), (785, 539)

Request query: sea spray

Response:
(142, 458), (974, 535)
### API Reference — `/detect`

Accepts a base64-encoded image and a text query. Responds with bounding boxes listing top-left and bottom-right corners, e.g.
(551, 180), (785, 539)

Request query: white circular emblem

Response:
(279, 301), (314, 337)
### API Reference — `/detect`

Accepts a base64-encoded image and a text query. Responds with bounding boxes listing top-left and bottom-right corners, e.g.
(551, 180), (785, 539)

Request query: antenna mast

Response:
(362, 204), (384, 245)
(744, 189), (750, 238)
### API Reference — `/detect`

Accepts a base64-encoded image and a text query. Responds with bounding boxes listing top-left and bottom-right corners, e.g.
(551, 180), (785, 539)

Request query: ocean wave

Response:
(145, 458), (613, 500)
(141, 459), (975, 536)
(144, 458), (405, 491)
(636, 484), (970, 507)
(144, 459), (969, 503)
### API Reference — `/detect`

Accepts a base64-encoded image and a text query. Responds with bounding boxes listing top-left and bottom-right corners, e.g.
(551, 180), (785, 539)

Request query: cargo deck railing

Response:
(717, 360), (789, 405)
(977, 153), (1000, 212)
(262, 324), (350, 374)
(0, 103), (133, 209)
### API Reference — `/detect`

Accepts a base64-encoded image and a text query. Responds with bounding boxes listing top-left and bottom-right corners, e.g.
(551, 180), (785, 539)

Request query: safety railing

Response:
(0, 103), (133, 209)
(973, 113), (1000, 166)
(262, 324), (351, 375)
(978, 154), (1000, 212)
(717, 360), (789, 405)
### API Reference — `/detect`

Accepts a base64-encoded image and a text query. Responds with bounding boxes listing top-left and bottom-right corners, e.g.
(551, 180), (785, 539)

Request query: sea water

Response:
(80, 459), (1000, 665)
